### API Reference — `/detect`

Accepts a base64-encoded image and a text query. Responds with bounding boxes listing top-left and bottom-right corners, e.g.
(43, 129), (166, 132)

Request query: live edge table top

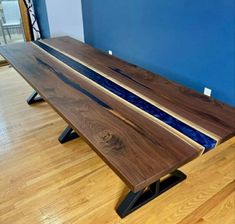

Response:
(0, 36), (234, 192)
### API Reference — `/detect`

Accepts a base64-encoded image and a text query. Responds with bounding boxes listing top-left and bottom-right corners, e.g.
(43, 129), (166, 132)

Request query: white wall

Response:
(45, 0), (84, 41)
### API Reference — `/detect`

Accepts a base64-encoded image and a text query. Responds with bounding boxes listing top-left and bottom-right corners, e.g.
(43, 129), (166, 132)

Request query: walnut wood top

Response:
(43, 37), (235, 143)
(0, 36), (234, 192)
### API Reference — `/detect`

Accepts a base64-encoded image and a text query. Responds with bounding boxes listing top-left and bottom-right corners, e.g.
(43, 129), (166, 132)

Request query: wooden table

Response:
(0, 36), (234, 218)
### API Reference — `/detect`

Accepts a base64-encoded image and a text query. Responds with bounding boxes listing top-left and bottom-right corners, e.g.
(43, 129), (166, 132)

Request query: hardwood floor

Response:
(0, 65), (234, 224)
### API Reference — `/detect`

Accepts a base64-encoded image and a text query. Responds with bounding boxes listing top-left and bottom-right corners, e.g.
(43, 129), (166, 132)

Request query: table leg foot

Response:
(116, 170), (186, 218)
(27, 90), (44, 105)
(58, 125), (79, 144)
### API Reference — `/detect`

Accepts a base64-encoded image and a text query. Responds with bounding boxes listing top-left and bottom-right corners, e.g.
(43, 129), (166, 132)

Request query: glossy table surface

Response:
(0, 36), (234, 192)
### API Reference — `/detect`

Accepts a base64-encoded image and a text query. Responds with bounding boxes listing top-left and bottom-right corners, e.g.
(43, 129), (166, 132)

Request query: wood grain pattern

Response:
(0, 41), (203, 193)
(0, 67), (234, 223)
(0, 37), (234, 193)
(33, 40), (216, 151)
(42, 36), (235, 143)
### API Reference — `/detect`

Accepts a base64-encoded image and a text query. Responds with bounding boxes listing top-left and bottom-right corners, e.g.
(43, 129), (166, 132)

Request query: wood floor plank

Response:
(177, 181), (235, 224)
(201, 192), (235, 224)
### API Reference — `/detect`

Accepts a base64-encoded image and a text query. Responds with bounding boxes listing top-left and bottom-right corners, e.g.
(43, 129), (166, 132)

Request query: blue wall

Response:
(82, 0), (235, 106)
(33, 0), (50, 38)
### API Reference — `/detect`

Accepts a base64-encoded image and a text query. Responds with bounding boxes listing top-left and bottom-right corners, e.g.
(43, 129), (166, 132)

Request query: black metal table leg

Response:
(27, 90), (44, 105)
(58, 125), (80, 144)
(116, 169), (186, 218)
